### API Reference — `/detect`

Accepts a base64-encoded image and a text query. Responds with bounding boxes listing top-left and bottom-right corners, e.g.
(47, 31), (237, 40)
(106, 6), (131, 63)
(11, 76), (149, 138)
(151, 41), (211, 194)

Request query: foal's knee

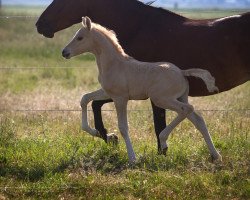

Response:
(181, 104), (194, 116)
(80, 95), (90, 108)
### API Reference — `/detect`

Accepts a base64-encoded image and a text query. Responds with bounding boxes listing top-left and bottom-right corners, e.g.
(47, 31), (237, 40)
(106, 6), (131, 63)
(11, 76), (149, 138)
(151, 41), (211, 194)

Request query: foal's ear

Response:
(82, 17), (87, 27)
(85, 16), (92, 31)
(82, 17), (92, 30)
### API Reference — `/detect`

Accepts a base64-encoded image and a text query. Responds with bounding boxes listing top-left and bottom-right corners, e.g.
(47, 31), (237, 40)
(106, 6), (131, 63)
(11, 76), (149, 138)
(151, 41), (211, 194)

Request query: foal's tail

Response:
(182, 68), (219, 93)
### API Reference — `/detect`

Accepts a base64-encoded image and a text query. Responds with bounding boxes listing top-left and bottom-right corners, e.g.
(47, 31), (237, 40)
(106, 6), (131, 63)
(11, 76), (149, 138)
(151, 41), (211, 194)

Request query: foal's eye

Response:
(77, 36), (83, 41)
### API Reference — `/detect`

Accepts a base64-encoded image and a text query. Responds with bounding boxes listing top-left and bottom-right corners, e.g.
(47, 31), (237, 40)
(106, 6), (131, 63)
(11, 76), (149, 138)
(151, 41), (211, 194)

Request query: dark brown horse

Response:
(36, 0), (250, 152)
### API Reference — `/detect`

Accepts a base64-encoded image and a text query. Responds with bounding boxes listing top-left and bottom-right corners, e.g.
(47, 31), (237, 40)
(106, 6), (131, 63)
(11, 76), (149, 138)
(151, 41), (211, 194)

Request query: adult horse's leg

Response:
(92, 99), (113, 142)
(151, 101), (167, 154)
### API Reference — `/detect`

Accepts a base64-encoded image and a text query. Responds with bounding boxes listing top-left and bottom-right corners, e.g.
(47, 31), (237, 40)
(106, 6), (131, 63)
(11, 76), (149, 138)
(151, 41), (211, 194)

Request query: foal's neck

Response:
(91, 30), (127, 73)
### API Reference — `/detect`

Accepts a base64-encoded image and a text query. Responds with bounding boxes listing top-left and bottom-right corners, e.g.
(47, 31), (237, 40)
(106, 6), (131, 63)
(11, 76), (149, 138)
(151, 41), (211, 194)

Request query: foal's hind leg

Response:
(158, 100), (194, 154)
(178, 94), (222, 162)
(187, 112), (222, 162)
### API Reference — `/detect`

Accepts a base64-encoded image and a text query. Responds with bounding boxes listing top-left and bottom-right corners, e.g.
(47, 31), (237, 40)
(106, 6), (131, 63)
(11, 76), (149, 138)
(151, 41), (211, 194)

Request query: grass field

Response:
(0, 6), (249, 199)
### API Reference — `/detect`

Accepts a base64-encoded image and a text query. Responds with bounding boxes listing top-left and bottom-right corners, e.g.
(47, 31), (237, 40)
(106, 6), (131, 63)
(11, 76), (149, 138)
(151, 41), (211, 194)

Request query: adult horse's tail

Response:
(182, 69), (219, 93)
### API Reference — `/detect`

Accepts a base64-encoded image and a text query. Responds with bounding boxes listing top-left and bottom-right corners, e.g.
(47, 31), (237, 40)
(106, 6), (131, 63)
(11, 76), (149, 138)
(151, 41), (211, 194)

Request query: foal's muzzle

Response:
(62, 49), (71, 59)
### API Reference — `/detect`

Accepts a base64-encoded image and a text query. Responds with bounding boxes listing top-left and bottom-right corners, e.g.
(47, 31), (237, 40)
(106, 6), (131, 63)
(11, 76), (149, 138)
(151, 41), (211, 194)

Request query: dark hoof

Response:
(158, 147), (168, 156)
(107, 133), (119, 145)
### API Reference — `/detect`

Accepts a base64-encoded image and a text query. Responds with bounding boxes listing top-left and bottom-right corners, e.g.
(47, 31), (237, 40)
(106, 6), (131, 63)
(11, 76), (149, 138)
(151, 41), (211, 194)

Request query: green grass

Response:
(0, 111), (249, 199)
(0, 6), (249, 200)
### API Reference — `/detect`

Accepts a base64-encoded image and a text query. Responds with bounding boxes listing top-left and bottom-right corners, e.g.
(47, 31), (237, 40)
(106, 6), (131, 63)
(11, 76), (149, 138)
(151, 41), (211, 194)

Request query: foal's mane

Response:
(92, 23), (129, 58)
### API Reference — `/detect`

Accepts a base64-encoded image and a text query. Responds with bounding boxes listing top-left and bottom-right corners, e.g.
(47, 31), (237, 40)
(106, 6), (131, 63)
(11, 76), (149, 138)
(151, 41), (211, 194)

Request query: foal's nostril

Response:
(62, 49), (70, 58)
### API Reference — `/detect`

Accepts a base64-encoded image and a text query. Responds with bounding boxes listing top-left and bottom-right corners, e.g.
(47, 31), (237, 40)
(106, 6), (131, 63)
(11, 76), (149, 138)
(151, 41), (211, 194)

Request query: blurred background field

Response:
(0, 6), (249, 200)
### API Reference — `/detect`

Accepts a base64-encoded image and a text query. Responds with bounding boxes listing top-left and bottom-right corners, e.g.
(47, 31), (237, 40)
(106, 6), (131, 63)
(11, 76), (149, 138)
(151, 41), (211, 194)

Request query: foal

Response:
(62, 17), (222, 163)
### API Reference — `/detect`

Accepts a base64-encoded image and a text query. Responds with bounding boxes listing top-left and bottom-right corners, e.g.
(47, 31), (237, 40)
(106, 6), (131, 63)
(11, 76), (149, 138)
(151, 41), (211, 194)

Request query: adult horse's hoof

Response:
(159, 147), (168, 156)
(211, 154), (222, 163)
(107, 133), (118, 145)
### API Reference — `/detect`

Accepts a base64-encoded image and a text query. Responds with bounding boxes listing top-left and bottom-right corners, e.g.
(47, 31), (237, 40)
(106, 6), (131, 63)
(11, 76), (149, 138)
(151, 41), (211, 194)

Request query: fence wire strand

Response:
(0, 15), (38, 19)
(0, 109), (249, 113)
(0, 66), (91, 70)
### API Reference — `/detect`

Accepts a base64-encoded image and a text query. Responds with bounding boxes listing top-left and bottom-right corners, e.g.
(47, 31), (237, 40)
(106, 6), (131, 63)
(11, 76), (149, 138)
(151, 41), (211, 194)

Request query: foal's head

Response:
(62, 17), (93, 59)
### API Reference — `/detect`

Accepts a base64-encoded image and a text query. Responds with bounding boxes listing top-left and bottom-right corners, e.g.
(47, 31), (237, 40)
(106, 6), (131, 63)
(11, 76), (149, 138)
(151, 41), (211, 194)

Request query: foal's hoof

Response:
(159, 147), (168, 156)
(107, 133), (118, 145)
(128, 159), (137, 167)
(211, 154), (222, 164)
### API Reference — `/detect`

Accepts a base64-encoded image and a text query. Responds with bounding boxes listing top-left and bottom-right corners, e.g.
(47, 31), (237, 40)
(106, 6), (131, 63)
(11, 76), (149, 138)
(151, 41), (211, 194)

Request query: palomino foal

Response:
(62, 17), (222, 163)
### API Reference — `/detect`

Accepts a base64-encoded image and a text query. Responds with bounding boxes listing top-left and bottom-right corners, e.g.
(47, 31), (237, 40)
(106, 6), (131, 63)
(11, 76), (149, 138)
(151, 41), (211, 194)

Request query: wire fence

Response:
(0, 15), (38, 19)
(0, 66), (91, 70)
(0, 108), (249, 113)
(0, 64), (249, 113)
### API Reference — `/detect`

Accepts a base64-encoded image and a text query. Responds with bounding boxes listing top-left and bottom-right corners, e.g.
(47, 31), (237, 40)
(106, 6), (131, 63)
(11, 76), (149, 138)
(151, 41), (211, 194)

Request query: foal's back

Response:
(120, 59), (188, 101)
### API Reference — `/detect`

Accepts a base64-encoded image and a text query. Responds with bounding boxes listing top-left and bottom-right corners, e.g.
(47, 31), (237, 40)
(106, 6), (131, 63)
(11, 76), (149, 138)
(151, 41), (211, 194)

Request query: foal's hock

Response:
(62, 17), (222, 163)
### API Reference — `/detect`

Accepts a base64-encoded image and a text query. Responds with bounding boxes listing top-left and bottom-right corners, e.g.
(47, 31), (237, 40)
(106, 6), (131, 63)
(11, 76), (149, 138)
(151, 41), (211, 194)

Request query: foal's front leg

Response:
(81, 89), (110, 137)
(114, 98), (136, 163)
